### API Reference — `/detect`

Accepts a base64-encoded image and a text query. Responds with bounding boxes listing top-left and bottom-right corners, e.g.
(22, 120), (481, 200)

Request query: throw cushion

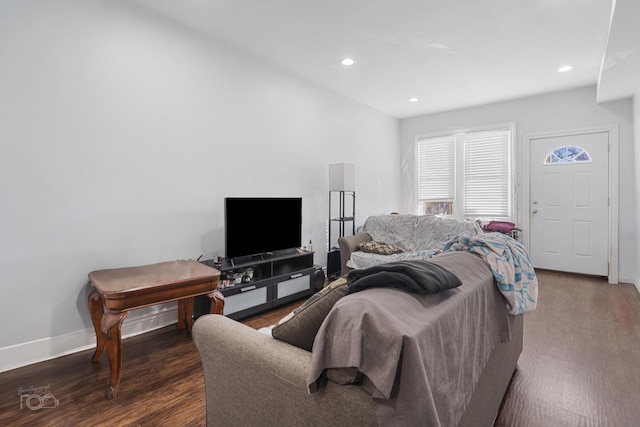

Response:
(358, 240), (403, 255)
(272, 277), (348, 351)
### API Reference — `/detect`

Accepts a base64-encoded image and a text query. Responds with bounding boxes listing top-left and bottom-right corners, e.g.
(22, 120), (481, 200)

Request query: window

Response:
(544, 145), (591, 164)
(416, 135), (455, 215)
(415, 124), (514, 220)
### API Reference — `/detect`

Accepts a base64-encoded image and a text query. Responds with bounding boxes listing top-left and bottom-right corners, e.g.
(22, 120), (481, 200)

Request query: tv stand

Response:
(197, 251), (315, 320)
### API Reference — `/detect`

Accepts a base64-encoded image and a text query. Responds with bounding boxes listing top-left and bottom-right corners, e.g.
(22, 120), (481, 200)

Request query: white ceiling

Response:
(131, 0), (637, 119)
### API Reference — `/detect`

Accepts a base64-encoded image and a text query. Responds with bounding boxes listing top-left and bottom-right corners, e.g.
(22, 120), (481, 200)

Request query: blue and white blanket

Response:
(441, 232), (538, 315)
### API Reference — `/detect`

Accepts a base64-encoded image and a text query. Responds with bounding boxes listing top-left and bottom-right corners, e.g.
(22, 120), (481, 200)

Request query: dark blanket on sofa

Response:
(308, 251), (511, 427)
(345, 260), (462, 295)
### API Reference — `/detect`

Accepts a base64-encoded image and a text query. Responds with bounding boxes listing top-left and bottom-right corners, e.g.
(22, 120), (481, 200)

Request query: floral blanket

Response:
(347, 214), (482, 270)
(442, 232), (538, 315)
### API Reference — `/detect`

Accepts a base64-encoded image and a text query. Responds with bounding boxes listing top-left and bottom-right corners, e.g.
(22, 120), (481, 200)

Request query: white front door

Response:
(529, 131), (609, 276)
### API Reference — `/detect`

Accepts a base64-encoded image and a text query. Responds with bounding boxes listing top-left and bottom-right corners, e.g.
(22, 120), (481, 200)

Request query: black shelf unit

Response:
(196, 250), (314, 320)
(327, 190), (356, 279)
(328, 190), (356, 248)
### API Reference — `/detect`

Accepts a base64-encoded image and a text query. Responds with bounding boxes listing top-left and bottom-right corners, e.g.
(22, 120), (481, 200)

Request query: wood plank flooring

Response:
(0, 270), (638, 426)
(495, 270), (640, 427)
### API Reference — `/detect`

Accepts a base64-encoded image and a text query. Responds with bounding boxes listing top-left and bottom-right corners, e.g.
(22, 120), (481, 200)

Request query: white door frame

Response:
(522, 125), (619, 284)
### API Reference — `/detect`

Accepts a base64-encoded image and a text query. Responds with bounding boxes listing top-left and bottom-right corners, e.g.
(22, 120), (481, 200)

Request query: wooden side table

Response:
(88, 260), (222, 399)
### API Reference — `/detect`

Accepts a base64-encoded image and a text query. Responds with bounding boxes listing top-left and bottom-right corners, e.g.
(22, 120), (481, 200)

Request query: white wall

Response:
(401, 86), (636, 283)
(0, 0), (400, 370)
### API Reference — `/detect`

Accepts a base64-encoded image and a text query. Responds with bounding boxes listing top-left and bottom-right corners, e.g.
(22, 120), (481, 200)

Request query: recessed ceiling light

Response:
(558, 65), (573, 72)
(409, 97), (419, 103)
(341, 58), (355, 66)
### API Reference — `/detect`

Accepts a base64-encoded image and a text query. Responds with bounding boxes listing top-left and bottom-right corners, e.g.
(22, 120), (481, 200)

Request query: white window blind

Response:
(416, 135), (455, 201)
(463, 130), (510, 217)
(415, 125), (513, 220)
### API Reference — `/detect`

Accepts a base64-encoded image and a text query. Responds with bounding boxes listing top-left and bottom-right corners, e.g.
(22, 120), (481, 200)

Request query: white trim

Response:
(522, 125), (619, 284)
(0, 306), (179, 374)
(635, 277), (640, 294)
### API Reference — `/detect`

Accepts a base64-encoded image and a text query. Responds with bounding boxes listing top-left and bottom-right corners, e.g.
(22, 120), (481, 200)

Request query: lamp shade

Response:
(329, 163), (355, 191)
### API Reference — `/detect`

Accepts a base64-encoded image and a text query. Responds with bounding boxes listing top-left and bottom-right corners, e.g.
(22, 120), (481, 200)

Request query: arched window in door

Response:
(543, 145), (592, 164)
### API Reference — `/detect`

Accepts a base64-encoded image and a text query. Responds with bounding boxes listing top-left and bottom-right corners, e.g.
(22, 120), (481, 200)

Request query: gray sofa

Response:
(193, 261), (523, 427)
(193, 314), (521, 426)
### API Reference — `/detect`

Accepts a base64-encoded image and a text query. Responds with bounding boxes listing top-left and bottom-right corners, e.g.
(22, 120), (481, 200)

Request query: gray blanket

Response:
(307, 251), (511, 427)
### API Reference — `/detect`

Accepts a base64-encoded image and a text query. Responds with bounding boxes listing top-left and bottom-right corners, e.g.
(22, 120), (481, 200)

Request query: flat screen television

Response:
(224, 197), (302, 260)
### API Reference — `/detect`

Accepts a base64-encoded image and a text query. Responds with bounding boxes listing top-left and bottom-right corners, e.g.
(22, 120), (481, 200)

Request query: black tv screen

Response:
(225, 197), (302, 260)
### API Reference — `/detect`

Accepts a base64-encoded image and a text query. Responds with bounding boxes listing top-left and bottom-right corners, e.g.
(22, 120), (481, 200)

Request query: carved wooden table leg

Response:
(184, 297), (195, 335)
(88, 290), (105, 362)
(177, 299), (186, 330)
(103, 311), (128, 400)
(208, 290), (224, 315)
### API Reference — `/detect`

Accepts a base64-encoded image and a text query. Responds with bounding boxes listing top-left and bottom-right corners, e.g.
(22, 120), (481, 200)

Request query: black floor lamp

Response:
(327, 163), (355, 278)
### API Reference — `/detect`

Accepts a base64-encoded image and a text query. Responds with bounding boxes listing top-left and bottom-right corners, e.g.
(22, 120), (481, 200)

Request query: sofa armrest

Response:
(193, 314), (376, 427)
(337, 233), (372, 276)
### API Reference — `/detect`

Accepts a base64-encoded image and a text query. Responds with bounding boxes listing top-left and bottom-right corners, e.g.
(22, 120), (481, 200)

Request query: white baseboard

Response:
(635, 276), (640, 295)
(617, 274), (635, 285)
(0, 306), (179, 374)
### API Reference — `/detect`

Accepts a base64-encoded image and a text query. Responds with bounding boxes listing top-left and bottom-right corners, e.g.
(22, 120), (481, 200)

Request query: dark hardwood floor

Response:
(1, 270), (638, 426)
(495, 270), (640, 427)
